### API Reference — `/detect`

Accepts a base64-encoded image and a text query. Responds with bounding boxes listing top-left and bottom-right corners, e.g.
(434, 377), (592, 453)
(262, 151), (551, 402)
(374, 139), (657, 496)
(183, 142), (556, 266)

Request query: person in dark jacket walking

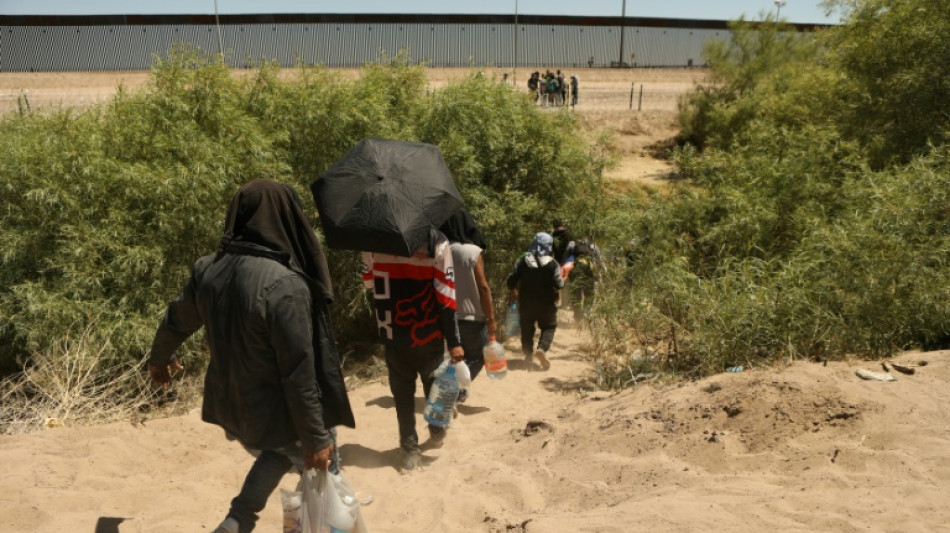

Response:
(148, 179), (354, 533)
(506, 232), (564, 371)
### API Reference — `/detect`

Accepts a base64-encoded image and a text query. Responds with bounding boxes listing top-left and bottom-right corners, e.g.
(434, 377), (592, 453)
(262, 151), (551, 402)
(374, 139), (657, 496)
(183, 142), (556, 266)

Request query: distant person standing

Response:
(528, 72), (540, 103)
(570, 74), (579, 107)
(506, 232), (564, 371)
(546, 73), (559, 107)
(361, 232), (464, 472)
(557, 70), (567, 106)
(439, 210), (496, 398)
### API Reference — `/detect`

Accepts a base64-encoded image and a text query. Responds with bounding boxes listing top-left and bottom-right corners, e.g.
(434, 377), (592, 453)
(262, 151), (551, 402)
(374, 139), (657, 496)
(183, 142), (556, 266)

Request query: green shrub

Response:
(0, 47), (604, 382)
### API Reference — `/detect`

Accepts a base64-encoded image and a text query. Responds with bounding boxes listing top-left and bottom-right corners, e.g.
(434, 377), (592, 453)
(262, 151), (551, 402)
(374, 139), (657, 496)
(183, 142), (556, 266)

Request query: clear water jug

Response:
(483, 337), (507, 380)
(504, 302), (520, 336)
(423, 363), (459, 428)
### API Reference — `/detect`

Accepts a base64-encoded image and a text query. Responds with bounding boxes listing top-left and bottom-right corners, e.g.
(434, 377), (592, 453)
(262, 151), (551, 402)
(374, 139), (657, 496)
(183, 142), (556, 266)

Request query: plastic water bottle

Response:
(454, 360), (472, 389)
(483, 336), (507, 380)
(504, 302), (520, 336)
(423, 363), (459, 428)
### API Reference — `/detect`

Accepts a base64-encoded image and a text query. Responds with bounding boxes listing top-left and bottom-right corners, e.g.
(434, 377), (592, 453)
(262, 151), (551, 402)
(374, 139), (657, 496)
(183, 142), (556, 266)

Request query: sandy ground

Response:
(6, 67), (947, 533)
(1, 319), (949, 532)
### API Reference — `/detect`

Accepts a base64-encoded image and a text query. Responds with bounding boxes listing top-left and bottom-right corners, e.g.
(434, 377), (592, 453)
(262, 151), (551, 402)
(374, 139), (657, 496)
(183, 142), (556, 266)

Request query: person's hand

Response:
(149, 359), (184, 387)
(449, 345), (464, 363)
(486, 318), (498, 337)
(304, 443), (335, 471)
(509, 289), (518, 303)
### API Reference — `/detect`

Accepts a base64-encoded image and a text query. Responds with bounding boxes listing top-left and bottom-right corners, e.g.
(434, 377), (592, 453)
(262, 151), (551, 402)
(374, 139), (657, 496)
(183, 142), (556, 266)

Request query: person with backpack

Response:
(568, 239), (599, 322)
(546, 73), (560, 107)
(527, 72), (540, 103)
(506, 233), (564, 371)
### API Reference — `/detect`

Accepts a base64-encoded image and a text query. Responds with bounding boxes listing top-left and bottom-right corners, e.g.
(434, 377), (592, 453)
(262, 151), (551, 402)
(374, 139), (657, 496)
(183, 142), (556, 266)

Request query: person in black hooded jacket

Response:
(148, 179), (355, 533)
(506, 232), (564, 370)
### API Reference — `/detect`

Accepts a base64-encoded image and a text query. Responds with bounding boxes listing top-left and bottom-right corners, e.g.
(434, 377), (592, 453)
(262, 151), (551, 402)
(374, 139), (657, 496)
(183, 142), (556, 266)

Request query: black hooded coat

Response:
(148, 179), (355, 451)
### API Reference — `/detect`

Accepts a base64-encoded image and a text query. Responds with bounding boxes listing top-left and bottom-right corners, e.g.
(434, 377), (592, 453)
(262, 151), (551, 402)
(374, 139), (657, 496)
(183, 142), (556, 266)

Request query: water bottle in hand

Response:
(423, 362), (459, 428)
(484, 337), (507, 380)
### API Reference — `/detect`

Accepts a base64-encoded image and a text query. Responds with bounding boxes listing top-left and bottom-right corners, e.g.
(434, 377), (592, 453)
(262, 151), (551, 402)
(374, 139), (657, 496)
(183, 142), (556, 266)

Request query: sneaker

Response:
(457, 388), (469, 404)
(212, 517), (239, 533)
(400, 448), (422, 472)
(523, 350), (534, 370)
(534, 349), (550, 370)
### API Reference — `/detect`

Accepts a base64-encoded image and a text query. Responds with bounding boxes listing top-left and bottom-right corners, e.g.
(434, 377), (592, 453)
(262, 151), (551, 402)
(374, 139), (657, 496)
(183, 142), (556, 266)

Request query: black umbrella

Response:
(311, 138), (464, 257)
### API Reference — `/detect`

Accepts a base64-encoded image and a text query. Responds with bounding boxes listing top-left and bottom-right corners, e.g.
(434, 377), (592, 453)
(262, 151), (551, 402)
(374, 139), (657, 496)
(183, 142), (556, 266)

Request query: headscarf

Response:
(220, 178), (354, 429)
(438, 209), (487, 250)
(220, 178), (334, 303)
(528, 232), (554, 257)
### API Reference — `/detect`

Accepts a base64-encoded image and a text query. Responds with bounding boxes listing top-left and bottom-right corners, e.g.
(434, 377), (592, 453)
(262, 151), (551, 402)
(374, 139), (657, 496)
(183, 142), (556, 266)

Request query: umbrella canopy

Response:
(311, 138), (464, 257)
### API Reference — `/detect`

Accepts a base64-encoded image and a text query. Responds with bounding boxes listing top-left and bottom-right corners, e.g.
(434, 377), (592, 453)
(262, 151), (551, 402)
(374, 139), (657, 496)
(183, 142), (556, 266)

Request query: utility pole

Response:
(214, 0), (225, 57)
(774, 0), (787, 21)
(618, 0), (626, 67)
(514, 0), (519, 86)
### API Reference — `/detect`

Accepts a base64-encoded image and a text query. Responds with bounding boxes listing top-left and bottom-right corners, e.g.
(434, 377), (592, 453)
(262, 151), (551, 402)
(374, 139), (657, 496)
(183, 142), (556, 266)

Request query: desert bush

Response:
(0, 45), (604, 410)
(588, 0), (950, 383)
(677, 17), (821, 150)
(823, 0), (950, 167)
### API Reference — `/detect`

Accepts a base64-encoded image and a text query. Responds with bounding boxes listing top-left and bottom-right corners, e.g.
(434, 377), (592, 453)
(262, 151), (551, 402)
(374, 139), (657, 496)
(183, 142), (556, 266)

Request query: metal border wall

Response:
(0, 14), (826, 72)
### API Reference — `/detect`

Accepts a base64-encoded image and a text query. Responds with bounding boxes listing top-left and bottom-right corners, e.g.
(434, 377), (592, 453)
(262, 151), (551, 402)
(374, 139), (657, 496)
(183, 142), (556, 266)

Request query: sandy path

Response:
(2, 318), (949, 532)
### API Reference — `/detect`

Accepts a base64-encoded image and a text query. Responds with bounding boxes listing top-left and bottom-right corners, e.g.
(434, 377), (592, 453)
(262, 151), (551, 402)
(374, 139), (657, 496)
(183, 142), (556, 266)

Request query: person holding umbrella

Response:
(148, 179), (355, 533)
(360, 233), (464, 472)
(312, 139), (466, 472)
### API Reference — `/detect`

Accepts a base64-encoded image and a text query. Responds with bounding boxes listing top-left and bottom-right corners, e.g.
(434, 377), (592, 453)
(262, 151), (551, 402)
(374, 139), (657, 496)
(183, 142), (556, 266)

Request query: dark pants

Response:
(519, 303), (558, 355)
(458, 319), (488, 380)
(228, 430), (339, 533)
(385, 342), (445, 453)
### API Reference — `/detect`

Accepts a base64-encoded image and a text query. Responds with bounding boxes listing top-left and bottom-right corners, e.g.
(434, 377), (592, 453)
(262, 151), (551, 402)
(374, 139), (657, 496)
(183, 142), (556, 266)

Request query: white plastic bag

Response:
(285, 468), (368, 533)
(280, 486), (304, 533)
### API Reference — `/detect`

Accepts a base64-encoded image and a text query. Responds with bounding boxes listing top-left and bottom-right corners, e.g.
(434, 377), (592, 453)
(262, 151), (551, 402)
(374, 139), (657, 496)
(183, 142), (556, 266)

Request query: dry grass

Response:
(0, 328), (201, 435)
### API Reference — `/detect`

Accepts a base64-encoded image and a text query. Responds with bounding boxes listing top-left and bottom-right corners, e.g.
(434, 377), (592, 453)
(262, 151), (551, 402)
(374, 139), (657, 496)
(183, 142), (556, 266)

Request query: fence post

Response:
(638, 84), (643, 111)
(629, 81), (635, 110)
(20, 92), (32, 115)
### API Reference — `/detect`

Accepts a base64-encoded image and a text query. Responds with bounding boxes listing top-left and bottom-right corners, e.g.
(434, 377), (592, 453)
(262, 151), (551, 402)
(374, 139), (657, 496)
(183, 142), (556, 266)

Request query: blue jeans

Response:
(458, 319), (488, 380)
(227, 429), (339, 533)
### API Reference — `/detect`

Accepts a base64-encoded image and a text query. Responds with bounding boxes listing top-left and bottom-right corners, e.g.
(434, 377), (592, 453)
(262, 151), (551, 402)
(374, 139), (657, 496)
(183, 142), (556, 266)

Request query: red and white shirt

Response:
(361, 234), (461, 350)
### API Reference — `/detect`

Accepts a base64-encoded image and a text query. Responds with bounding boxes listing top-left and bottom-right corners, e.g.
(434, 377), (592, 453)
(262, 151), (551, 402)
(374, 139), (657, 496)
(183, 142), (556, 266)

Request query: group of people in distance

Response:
(527, 69), (580, 107)
(146, 179), (600, 533)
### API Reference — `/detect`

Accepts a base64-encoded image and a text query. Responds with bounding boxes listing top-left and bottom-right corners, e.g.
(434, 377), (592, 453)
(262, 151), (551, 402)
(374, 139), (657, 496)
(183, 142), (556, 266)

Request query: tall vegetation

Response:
(0, 48), (602, 430)
(590, 0), (950, 384)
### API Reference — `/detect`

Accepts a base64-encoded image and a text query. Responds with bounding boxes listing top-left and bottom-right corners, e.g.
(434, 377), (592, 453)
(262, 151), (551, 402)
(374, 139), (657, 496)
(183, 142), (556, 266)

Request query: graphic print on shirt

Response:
(394, 283), (443, 347)
(361, 242), (457, 349)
